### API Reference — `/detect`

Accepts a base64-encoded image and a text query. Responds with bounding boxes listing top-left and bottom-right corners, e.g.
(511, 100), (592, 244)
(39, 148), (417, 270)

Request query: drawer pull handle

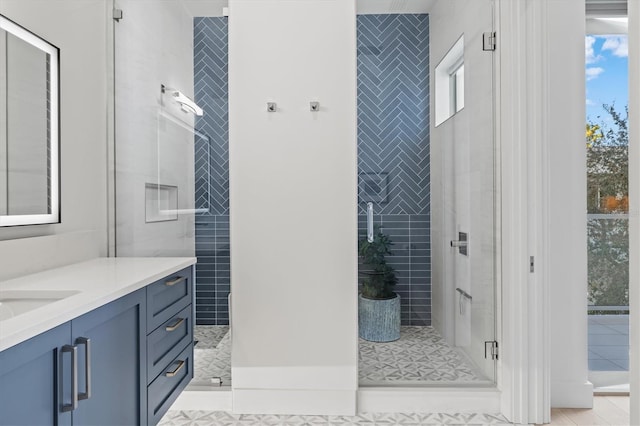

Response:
(61, 345), (78, 412)
(165, 276), (185, 286)
(166, 317), (185, 332)
(75, 337), (91, 400)
(165, 360), (185, 377)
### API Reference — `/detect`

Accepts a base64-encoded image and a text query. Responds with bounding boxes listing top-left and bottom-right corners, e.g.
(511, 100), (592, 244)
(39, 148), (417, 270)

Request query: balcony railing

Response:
(587, 214), (629, 377)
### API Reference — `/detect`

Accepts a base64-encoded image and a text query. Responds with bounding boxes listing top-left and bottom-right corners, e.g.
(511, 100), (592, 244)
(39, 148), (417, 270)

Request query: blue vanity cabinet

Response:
(0, 323), (72, 426)
(146, 267), (194, 424)
(0, 289), (146, 426)
(70, 288), (147, 426)
(0, 265), (194, 426)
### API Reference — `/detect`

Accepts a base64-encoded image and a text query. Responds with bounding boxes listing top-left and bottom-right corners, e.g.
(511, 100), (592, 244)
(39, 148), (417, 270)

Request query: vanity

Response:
(0, 257), (196, 426)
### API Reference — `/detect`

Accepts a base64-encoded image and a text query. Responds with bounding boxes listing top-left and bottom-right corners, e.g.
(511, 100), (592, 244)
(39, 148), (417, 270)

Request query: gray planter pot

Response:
(358, 293), (400, 342)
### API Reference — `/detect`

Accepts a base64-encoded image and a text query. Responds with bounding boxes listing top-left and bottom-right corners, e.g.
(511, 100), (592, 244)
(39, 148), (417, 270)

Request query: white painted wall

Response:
(546, 0), (593, 409)
(0, 29), (5, 216)
(0, 0), (108, 280)
(114, 0), (195, 257)
(628, 2), (639, 423)
(229, 0), (358, 415)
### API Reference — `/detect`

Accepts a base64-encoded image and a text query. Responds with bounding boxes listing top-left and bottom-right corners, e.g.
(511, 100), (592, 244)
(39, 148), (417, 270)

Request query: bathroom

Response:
(0, 0), (628, 424)
(111, 0), (498, 403)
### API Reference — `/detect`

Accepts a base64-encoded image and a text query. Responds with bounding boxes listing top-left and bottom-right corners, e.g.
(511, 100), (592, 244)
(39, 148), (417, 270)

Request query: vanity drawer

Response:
(147, 305), (192, 383)
(148, 344), (193, 425)
(147, 267), (192, 331)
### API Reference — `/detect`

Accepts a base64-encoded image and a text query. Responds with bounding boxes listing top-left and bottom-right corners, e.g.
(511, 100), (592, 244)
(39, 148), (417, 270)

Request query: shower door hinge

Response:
(483, 32), (496, 51)
(530, 256), (535, 273)
(113, 8), (123, 22)
(485, 340), (499, 360)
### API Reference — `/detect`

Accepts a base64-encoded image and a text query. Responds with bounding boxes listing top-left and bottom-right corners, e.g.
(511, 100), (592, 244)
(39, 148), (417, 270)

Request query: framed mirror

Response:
(0, 14), (59, 227)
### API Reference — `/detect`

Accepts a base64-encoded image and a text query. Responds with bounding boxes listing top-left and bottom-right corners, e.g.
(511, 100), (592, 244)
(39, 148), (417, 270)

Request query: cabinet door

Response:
(71, 289), (147, 426)
(0, 323), (72, 426)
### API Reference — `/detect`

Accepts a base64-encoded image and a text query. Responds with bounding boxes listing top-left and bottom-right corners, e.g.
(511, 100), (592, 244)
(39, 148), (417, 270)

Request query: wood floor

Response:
(546, 396), (630, 425)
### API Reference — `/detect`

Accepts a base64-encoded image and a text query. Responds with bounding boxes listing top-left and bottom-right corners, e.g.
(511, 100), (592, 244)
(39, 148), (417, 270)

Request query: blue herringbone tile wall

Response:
(193, 15), (431, 326)
(194, 17), (229, 325)
(357, 15), (431, 325)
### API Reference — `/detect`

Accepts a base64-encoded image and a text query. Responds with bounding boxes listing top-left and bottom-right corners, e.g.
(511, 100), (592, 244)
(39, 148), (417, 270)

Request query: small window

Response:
(450, 61), (465, 114)
(435, 36), (464, 126)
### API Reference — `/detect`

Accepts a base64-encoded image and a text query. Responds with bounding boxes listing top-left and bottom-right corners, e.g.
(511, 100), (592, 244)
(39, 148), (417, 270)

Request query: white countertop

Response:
(0, 257), (196, 352)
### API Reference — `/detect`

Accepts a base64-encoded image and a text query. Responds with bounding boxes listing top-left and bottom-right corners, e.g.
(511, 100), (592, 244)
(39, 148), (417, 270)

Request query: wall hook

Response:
(267, 102), (277, 112)
(310, 101), (320, 112)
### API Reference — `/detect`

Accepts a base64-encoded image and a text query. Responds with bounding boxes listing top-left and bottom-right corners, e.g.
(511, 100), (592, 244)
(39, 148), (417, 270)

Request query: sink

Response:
(0, 290), (80, 321)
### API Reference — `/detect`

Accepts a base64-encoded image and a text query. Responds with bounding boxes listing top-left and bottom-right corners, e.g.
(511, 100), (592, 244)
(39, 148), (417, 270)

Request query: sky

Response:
(585, 34), (629, 123)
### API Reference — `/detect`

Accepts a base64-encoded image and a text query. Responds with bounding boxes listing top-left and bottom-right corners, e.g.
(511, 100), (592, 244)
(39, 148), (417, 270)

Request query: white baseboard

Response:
(170, 386), (506, 419)
(232, 389), (357, 415)
(357, 387), (502, 414)
(169, 388), (232, 411)
(550, 381), (594, 408)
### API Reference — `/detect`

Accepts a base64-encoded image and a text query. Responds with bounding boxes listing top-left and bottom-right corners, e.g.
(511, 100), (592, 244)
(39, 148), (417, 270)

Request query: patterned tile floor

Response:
(359, 326), (486, 384)
(195, 326), (229, 349)
(159, 411), (511, 426)
(190, 326), (487, 387)
(192, 326), (231, 386)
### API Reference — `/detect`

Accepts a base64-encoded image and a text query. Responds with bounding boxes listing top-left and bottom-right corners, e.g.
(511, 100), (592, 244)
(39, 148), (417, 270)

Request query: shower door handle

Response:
(367, 202), (374, 243)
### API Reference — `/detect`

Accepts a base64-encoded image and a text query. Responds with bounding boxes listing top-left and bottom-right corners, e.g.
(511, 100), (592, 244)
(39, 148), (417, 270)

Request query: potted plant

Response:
(358, 225), (400, 342)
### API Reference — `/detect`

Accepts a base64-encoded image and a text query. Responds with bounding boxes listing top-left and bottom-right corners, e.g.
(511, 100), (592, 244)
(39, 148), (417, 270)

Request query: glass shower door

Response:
(439, 0), (497, 382)
(357, 0), (498, 387)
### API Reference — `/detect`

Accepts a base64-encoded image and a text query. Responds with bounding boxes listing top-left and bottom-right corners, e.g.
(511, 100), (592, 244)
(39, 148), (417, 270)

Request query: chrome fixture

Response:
(450, 231), (468, 256)
(367, 202), (374, 243)
(161, 84), (204, 116)
(310, 101), (320, 111)
(456, 288), (472, 314)
(267, 102), (277, 112)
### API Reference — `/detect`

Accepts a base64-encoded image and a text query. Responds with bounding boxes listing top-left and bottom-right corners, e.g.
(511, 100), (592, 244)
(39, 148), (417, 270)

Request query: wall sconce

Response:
(161, 84), (204, 117)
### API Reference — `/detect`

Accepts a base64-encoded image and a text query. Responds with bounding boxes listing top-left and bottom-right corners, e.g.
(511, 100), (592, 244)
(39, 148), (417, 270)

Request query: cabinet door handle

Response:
(165, 276), (185, 286)
(75, 337), (91, 400)
(61, 345), (78, 412)
(165, 360), (185, 377)
(165, 317), (185, 332)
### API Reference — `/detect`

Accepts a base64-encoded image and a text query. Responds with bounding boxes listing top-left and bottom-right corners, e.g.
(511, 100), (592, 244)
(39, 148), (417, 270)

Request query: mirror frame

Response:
(0, 14), (60, 227)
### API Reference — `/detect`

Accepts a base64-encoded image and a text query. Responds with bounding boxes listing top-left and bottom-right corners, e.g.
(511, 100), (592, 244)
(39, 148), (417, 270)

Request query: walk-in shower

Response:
(113, 0), (499, 392)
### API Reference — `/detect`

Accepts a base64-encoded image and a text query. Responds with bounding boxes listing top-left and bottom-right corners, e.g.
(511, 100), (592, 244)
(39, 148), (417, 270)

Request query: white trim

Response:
(495, 0), (553, 423)
(106, 0), (116, 256)
(549, 381), (596, 408)
(232, 366), (357, 390)
(232, 389), (357, 416)
(357, 387), (501, 414)
(586, 17), (628, 34)
(171, 386), (502, 417)
(169, 388), (233, 412)
(0, 14), (60, 228)
(434, 35), (464, 126)
(628, 2), (640, 424)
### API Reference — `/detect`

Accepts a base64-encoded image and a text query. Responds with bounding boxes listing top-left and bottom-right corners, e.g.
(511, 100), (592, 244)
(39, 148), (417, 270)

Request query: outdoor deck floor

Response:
(588, 315), (629, 371)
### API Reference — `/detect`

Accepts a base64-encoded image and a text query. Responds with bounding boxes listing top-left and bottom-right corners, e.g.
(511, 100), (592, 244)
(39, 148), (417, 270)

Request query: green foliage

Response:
(586, 104), (629, 309)
(587, 104), (628, 214)
(588, 218), (629, 308)
(358, 225), (398, 300)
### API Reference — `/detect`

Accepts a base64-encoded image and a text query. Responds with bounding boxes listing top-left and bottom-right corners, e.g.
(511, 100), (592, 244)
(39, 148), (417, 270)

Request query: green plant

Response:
(358, 225), (398, 299)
